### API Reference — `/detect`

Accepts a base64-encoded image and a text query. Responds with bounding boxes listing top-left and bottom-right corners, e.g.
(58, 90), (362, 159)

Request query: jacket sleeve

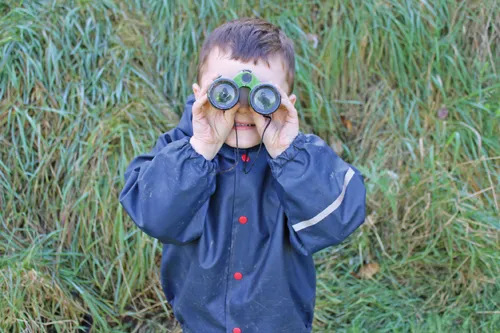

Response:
(268, 132), (366, 256)
(119, 132), (218, 245)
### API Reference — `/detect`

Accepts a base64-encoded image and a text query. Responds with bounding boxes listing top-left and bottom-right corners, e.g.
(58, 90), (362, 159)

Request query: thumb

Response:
(192, 94), (208, 119)
(252, 112), (268, 136)
(224, 103), (240, 123)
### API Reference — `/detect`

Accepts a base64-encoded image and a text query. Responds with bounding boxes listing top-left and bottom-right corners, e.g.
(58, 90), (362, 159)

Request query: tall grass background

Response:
(0, 0), (499, 332)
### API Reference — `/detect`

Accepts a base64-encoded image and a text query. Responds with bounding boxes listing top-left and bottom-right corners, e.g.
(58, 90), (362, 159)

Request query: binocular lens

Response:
(208, 77), (281, 114)
(208, 81), (238, 110)
(251, 85), (280, 115)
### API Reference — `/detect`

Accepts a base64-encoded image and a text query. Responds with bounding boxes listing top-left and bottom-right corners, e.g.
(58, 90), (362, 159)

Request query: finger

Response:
(192, 83), (201, 98)
(281, 97), (298, 120)
(251, 111), (269, 135)
(192, 94), (208, 117)
(224, 102), (240, 122)
(193, 72), (221, 111)
(270, 83), (298, 120)
(264, 81), (291, 107)
(194, 72), (222, 117)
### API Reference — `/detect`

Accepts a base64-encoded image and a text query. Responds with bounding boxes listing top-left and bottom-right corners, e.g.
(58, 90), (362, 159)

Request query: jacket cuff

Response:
(163, 136), (219, 175)
(267, 132), (306, 178)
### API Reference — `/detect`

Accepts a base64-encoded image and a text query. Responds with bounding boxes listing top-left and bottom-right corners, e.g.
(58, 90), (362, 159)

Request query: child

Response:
(120, 18), (366, 333)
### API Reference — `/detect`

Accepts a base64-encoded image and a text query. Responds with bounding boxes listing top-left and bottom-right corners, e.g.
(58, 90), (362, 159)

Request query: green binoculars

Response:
(207, 70), (281, 115)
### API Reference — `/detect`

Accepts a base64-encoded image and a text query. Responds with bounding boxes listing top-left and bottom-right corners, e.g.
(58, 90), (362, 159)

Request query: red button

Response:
(234, 272), (243, 280)
(233, 328), (241, 333)
(238, 216), (248, 224)
(241, 154), (250, 162)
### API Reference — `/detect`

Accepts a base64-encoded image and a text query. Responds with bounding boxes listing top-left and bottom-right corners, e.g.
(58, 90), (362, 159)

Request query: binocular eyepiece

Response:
(207, 70), (281, 115)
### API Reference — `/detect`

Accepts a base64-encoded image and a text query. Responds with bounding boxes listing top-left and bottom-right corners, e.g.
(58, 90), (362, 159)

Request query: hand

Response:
(251, 84), (299, 159)
(190, 73), (240, 160)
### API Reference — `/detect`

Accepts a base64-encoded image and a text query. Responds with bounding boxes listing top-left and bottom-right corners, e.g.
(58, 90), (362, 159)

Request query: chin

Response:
(225, 130), (261, 149)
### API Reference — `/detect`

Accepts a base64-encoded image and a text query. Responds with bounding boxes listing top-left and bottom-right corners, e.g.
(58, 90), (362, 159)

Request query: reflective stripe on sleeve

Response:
(292, 167), (355, 232)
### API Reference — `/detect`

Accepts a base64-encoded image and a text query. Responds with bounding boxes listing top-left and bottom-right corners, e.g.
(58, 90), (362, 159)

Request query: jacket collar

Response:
(219, 141), (269, 159)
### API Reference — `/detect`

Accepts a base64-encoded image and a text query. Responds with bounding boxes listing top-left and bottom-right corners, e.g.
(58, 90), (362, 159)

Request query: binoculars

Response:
(207, 69), (281, 115)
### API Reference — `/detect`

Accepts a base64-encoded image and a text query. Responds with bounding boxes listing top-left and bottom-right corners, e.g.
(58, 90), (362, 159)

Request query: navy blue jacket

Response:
(119, 94), (366, 333)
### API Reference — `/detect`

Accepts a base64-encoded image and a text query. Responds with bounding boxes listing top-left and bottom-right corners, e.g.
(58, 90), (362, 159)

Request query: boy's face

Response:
(193, 48), (296, 149)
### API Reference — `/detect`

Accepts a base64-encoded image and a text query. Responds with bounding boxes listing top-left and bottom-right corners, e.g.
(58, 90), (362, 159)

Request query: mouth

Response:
(234, 122), (255, 127)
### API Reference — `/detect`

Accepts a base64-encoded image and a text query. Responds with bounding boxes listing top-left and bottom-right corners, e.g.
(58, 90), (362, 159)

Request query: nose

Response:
(238, 87), (250, 108)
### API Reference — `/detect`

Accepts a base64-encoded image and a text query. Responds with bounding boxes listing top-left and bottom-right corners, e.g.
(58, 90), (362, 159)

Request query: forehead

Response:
(203, 47), (289, 91)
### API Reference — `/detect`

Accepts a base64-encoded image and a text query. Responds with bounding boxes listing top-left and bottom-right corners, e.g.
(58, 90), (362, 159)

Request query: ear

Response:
(289, 94), (297, 106)
(192, 83), (201, 99)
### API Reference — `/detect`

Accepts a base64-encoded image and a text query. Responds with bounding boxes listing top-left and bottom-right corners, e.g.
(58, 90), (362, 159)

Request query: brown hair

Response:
(197, 18), (296, 93)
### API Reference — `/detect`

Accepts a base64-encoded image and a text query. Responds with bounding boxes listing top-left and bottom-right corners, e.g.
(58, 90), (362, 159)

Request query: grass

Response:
(0, 0), (499, 332)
